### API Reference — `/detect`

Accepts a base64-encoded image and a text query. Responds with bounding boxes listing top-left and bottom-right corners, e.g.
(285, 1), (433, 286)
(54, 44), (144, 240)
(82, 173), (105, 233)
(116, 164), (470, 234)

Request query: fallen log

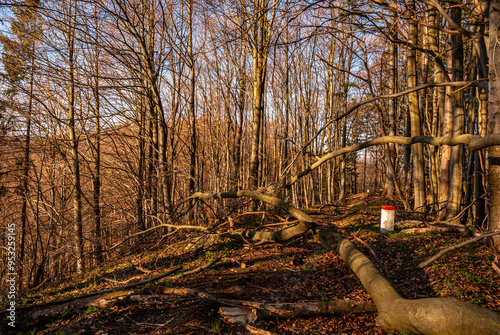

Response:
(160, 287), (377, 319)
(191, 189), (500, 334)
(4, 265), (182, 330)
(7, 257), (221, 330)
(333, 233), (500, 335)
(4, 265), (183, 315)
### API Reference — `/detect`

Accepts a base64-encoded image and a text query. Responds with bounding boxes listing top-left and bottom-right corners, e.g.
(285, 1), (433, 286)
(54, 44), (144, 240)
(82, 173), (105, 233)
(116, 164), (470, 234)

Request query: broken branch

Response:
(418, 232), (500, 268)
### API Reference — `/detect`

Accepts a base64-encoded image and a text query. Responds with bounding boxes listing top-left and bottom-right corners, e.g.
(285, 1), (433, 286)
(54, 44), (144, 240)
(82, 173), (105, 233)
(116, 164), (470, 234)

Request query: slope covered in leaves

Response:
(6, 195), (499, 335)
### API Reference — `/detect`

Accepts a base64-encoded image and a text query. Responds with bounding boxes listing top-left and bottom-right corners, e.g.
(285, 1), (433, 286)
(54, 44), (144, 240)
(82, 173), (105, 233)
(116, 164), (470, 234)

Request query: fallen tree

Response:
(333, 232), (500, 334)
(191, 190), (500, 334)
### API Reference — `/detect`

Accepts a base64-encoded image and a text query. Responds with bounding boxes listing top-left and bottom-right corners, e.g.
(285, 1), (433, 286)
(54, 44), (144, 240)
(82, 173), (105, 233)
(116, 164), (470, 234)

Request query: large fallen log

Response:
(333, 233), (500, 335)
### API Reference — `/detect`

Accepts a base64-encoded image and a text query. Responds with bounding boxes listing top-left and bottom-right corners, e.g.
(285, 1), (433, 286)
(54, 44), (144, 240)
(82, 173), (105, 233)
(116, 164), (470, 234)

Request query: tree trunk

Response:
(385, 2), (397, 198)
(488, 0), (500, 247)
(188, 0), (196, 197)
(407, 0), (425, 212)
(447, 5), (465, 220)
(67, 1), (83, 274)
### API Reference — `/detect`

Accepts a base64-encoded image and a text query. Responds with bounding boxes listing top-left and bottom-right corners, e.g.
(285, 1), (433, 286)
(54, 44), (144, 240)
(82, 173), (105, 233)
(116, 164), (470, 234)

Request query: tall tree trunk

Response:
(249, 0), (274, 190)
(188, 0), (196, 196)
(428, 8), (442, 211)
(447, 5), (465, 220)
(474, 0), (489, 227)
(69, 75), (83, 272)
(385, 1), (397, 198)
(339, 114), (347, 200)
(488, 0), (500, 247)
(407, 0), (425, 212)
(233, 46), (246, 190)
(19, 51), (35, 291)
(92, 44), (102, 265)
(137, 89), (146, 231)
(67, 3), (83, 273)
(475, 87), (488, 227)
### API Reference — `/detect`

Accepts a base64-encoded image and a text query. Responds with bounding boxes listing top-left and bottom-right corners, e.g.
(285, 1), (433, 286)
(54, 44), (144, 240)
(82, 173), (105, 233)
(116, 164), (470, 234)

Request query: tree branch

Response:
(418, 232), (500, 268)
(287, 133), (500, 188)
(287, 80), (487, 179)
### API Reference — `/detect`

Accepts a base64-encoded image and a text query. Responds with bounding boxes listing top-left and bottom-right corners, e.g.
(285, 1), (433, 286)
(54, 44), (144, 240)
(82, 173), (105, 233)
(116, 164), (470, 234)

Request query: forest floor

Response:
(6, 194), (500, 335)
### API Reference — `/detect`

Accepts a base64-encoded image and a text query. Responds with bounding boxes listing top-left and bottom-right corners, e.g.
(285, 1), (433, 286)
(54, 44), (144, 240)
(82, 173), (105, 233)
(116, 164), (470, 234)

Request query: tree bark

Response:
(286, 133), (500, 190)
(407, 0), (425, 212)
(66, 0), (83, 274)
(488, 0), (500, 247)
(447, 4), (465, 219)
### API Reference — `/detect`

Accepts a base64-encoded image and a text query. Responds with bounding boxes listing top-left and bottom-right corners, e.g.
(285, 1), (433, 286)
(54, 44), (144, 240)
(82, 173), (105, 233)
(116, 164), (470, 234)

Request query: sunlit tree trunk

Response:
(407, 0), (425, 212)
(447, 5), (464, 220)
(385, 1), (397, 198)
(188, 0), (196, 197)
(427, 8), (442, 210)
(488, 0), (500, 247)
(66, 0), (83, 273)
(248, 0), (276, 190)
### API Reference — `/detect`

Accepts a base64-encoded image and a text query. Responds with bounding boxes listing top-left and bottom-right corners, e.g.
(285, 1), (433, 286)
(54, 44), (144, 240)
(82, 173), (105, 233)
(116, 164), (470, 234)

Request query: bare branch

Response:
(418, 232), (500, 268)
(287, 133), (500, 188)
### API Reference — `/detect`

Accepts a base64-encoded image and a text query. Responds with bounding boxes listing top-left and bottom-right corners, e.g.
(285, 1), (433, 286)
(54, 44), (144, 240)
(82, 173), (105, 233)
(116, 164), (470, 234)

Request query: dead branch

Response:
(5, 265), (183, 314)
(176, 256), (221, 276)
(294, 80), (487, 171)
(84, 223), (208, 256)
(400, 226), (468, 235)
(418, 232), (500, 268)
(160, 287), (377, 319)
(190, 191), (317, 244)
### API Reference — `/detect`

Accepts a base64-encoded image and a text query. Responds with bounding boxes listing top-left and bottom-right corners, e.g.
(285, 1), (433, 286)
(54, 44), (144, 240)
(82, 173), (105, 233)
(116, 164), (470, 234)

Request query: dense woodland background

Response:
(0, 0), (496, 297)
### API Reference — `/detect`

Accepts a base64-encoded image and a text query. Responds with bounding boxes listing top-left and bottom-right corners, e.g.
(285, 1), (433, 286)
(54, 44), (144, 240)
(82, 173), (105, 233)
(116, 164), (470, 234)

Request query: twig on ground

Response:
(418, 232), (500, 268)
(177, 256), (221, 276)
